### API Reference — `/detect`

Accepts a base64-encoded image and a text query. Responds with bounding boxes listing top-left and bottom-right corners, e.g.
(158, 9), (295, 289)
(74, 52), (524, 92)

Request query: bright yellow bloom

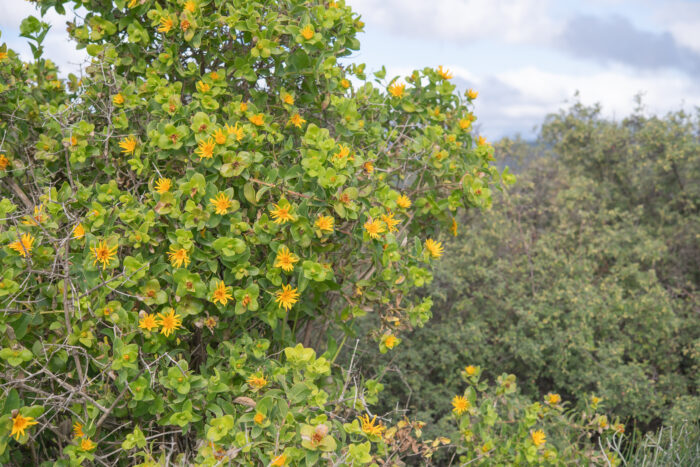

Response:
(271, 453), (288, 466)
(254, 412), (265, 424)
(22, 204), (47, 226)
(301, 25), (314, 40)
(436, 65), (453, 80)
(80, 437), (96, 451)
(73, 422), (85, 438)
(275, 284), (300, 311)
(91, 240), (118, 267)
(334, 145), (350, 159)
(196, 80), (210, 93)
(210, 192), (233, 215)
(119, 136), (137, 155)
(275, 246), (299, 272)
(614, 423), (625, 434)
(247, 374), (268, 390)
(340, 78), (350, 89)
(157, 309), (182, 337)
(0, 154), (9, 170)
(225, 123), (245, 141)
(591, 395), (602, 405)
(212, 280), (233, 305)
(477, 135), (487, 147)
(459, 118), (472, 130)
(0, 51), (7, 61)
(196, 138), (216, 160)
(9, 233), (35, 257)
(546, 393), (561, 405)
(531, 430), (546, 447)
(11, 413), (38, 440)
(289, 113), (306, 128)
(425, 238), (443, 258)
(168, 246), (190, 268)
(282, 93), (294, 105)
(451, 217), (458, 236)
(388, 82), (405, 98)
(180, 19), (190, 31)
(383, 334), (398, 349)
(184, 0), (196, 13)
(248, 113), (264, 126)
(213, 128), (227, 144)
(112, 93), (125, 106)
(73, 223), (86, 239)
(396, 194), (411, 209)
(452, 395), (469, 415)
(127, 0), (139, 7)
(364, 218), (385, 239)
(359, 414), (385, 436)
(158, 17), (174, 33)
(139, 313), (158, 332)
(381, 212), (400, 233)
(315, 215), (334, 232)
(465, 365), (477, 376)
(154, 178), (172, 194)
(363, 161), (374, 174)
(270, 203), (295, 224)
(467, 88), (478, 99)
(210, 71), (220, 80)
(240, 102), (248, 112)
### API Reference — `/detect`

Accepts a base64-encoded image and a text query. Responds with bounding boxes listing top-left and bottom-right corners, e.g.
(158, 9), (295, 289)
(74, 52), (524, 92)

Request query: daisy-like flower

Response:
(363, 161), (374, 174)
(382, 334), (398, 349)
(248, 113), (264, 126)
(158, 16), (174, 33)
(459, 118), (472, 130)
(119, 136), (137, 155)
(22, 204), (47, 226)
(334, 145), (350, 159)
(424, 238), (443, 258)
(254, 412), (265, 425)
(196, 80), (210, 93)
(477, 135), (487, 147)
(139, 313), (158, 332)
(359, 414), (385, 436)
(381, 212), (400, 233)
(73, 223), (86, 239)
(9, 233), (35, 257)
(531, 430), (546, 447)
(195, 138), (216, 160)
(340, 79), (350, 89)
(467, 88), (478, 100)
(545, 393), (561, 405)
(225, 123), (245, 141)
(210, 192), (233, 215)
(452, 395), (469, 415)
(282, 93), (294, 105)
(127, 0), (139, 7)
(180, 19), (190, 31)
(167, 246), (190, 268)
(211, 280), (233, 305)
(300, 25), (314, 40)
(112, 93), (125, 106)
(271, 453), (288, 466)
(156, 309), (182, 337)
(274, 246), (299, 272)
(275, 284), (300, 311)
(70, 136), (78, 147)
(0, 51), (7, 61)
(0, 154), (9, 170)
(396, 194), (411, 209)
(363, 218), (385, 239)
(465, 365), (477, 376)
(240, 102), (248, 112)
(10, 413), (38, 440)
(247, 374), (267, 390)
(436, 65), (453, 80)
(73, 422), (85, 438)
(388, 82), (405, 98)
(213, 128), (227, 145)
(184, 0), (196, 13)
(155, 178), (172, 194)
(270, 203), (295, 224)
(289, 113), (306, 128)
(80, 437), (96, 451)
(451, 218), (458, 237)
(91, 240), (118, 267)
(315, 215), (334, 232)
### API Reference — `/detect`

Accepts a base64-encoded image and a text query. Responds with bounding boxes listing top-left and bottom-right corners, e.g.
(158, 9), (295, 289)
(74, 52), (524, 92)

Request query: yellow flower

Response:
(271, 453), (287, 466)
(459, 118), (472, 130)
(211, 280), (233, 305)
(154, 178), (172, 194)
(9, 233), (35, 257)
(546, 393), (561, 405)
(531, 430), (546, 447)
(340, 78), (350, 89)
(254, 412), (265, 424)
(0, 154), (9, 170)
(73, 223), (86, 239)
(247, 374), (268, 390)
(196, 80), (210, 93)
(119, 136), (137, 155)
(275, 246), (299, 272)
(424, 238), (443, 258)
(112, 93), (125, 106)
(591, 395), (602, 406)
(282, 93), (294, 105)
(22, 204), (47, 226)
(73, 422), (85, 438)
(396, 194), (411, 209)
(184, 0), (196, 13)
(225, 123), (245, 141)
(158, 17), (174, 33)
(80, 437), (96, 451)
(452, 395), (469, 415)
(388, 82), (405, 98)
(436, 65), (453, 80)
(127, 0), (139, 7)
(210, 192), (233, 215)
(467, 88), (478, 99)
(180, 19), (190, 31)
(334, 145), (350, 159)
(301, 25), (314, 40)
(91, 240), (118, 267)
(383, 334), (398, 349)
(213, 128), (227, 144)
(139, 313), (158, 332)
(465, 365), (476, 376)
(210, 71), (220, 80)
(70, 136), (78, 146)
(363, 161), (374, 174)
(270, 203), (295, 224)
(11, 413), (38, 440)
(381, 212), (400, 233)
(157, 309), (182, 337)
(451, 217), (458, 236)
(240, 102), (248, 112)
(248, 113), (264, 126)
(168, 246), (190, 268)
(289, 113), (306, 128)
(477, 135), (487, 147)
(275, 284), (300, 311)
(359, 414), (385, 436)
(315, 215), (334, 232)
(0, 51), (7, 61)
(363, 218), (385, 239)
(614, 423), (625, 434)
(195, 137), (216, 160)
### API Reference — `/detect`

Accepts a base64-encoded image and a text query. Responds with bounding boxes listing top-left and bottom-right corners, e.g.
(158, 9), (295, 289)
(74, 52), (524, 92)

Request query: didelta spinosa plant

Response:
(0, 0), (516, 464)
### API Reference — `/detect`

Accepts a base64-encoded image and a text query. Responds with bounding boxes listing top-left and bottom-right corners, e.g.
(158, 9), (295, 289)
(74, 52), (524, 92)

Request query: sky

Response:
(2, 0), (700, 139)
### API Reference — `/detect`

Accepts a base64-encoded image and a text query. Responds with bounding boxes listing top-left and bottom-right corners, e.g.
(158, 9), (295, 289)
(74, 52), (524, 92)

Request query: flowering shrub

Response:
(0, 0), (507, 464)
